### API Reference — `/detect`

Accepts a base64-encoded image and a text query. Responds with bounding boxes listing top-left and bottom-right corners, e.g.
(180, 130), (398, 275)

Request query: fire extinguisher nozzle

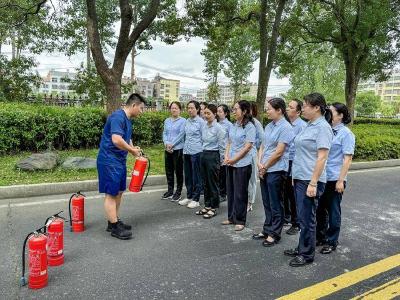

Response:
(20, 276), (27, 287)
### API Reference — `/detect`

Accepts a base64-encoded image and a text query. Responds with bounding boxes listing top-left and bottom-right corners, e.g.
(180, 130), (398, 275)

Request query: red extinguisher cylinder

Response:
(129, 156), (148, 192)
(46, 217), (64, 266)
(69, 193), (85, 232)
(28, 233), (48, 289)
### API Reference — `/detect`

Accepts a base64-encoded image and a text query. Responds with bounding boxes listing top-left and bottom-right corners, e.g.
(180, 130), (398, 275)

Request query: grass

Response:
(0, 144), (165, 186)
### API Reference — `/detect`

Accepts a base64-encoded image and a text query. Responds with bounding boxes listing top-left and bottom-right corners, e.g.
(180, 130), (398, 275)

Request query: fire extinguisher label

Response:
(57, 249), (63, 255)
(29, 249), (47, 276)
(133, 170), (140, 176)
(47, 232), (63, 256)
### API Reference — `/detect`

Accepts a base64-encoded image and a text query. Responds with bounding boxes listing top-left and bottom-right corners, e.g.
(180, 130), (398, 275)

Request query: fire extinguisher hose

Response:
(140, 154), (151, 192)
(20, 226), (46, 287)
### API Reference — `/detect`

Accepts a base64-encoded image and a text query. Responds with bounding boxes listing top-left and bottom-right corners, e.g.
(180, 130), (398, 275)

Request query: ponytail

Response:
(268, 97), (291, 124)
(303, 93), (332, 124)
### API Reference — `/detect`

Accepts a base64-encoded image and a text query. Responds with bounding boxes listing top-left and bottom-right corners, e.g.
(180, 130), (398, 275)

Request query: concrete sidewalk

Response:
(1, 159), (399, 200)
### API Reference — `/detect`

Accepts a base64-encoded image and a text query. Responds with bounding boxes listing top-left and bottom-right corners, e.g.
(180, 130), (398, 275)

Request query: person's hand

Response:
(131, 146), (142, 157)
(335, 180), (345, 193)
(306, 184), (317, 198)
(257, 162), (264, 171)
(225, 158), (235, 166)
(258, 166), (266, 179)
(166, 144), (173, 153)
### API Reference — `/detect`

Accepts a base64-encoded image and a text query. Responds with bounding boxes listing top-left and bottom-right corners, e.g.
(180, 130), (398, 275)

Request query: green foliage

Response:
(68, 63), (107, 106)
(279, 45), (345, 102)
(0, 103), (106, 154)
(132, 111), (170, 145)
(0, 55), (40, 101)
(355, 92), (381, 115)
(354, 117), (400, 125)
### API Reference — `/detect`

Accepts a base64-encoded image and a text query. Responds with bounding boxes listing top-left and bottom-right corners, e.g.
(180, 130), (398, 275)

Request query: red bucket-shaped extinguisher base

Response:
(69, 193), (85, 233)
(28, 234), (48, 289)
(46, 217), (65, 267)
(129, 156), (148, 192)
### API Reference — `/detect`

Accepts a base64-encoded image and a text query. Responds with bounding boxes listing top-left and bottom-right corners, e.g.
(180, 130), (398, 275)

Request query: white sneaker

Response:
(178, 198), (192, 206)
(187, 200), (200, 209)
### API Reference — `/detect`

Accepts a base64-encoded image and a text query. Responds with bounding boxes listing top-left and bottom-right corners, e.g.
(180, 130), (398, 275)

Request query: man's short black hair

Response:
(126, 93), (146, 106)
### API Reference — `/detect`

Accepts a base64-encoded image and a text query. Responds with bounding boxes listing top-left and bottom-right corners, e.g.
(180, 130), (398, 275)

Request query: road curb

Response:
(1, 159), (399, 200)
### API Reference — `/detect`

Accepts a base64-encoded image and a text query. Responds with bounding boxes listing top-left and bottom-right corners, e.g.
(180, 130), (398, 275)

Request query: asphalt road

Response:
(1, 166), (400, 300)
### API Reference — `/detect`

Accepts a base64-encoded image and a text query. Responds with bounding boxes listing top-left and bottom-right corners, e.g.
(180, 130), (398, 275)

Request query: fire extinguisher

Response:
(129, 153), (150, 192)
(20, 226), (48, 289)
(68, 192), (85, 232)
(44, 211), (65, 266)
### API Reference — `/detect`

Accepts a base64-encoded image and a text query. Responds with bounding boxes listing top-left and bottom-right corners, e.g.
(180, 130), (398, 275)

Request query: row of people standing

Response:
(162, 94), (355, 267)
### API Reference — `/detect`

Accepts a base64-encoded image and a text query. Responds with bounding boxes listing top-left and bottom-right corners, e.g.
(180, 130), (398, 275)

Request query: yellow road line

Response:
(350, 277), (400, 300)
(277, 254), (400, 300)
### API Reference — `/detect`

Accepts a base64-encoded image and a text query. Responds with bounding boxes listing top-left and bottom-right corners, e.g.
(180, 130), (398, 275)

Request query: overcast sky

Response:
(3, 37), (290, 95)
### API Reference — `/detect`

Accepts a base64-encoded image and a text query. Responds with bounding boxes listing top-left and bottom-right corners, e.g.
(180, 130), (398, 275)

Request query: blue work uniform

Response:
(292, 116), (333, 262)
(249, 118), (265, 204)
(316, 123), (355, 246)
(226, 121), (256, 225)
(97, 109), (132, 196)
(260, 118), (294, 240)
(218, 118), (233, 199)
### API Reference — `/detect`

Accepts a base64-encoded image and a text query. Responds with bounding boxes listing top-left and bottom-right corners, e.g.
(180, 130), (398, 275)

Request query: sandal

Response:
(234, 225), (245, 231)
(203, 209), (217, 219)
(195, 208), (210, 215)
(221, 220), (234, 225)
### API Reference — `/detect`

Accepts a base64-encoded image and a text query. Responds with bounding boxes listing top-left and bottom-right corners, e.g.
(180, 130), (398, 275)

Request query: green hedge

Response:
(1, 103), (399, 161)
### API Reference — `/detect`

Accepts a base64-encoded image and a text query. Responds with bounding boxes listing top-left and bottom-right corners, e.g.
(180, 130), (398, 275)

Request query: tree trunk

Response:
(86, 29), (91, 70)
(104, 78), (122, 114)
(131, 46), (136, 92)
(344, 63), (359, 125)
(256, 0), (268, 121)
(11, 31), (16, 60)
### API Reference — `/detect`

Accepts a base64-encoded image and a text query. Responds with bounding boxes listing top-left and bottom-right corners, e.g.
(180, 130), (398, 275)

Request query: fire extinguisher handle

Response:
(140, 157), (151, 191)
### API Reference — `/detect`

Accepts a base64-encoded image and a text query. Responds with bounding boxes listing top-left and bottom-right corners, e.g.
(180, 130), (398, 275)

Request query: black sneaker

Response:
(170, 193), (182, 202)
(284, 248), (299, 257)
(110, 222), (132, 240)
(286, 226), (300, 235)
(106, 219), (132, 232)
(162, 191), (173, 200)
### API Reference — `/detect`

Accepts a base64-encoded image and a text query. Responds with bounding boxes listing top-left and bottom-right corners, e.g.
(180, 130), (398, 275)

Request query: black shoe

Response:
(170, 193), (182, 202)
(262, 238), (279, 247)
(289, 256), (313, 267)
(110, 222), (132, 240)
(284, 248), (299, 257)
(106, 219), (132, 232)
(219, 195), (227, 203)
(252, 232), (266, 240)
(320, 245), (337, 254)
(162, 191), (173, 200)
(286, 226), (300, 235)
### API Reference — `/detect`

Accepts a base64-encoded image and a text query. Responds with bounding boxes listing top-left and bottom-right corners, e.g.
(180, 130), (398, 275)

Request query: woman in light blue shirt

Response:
(283, 99), (307, 235)
(252, 98), (294, 247)
(248, 102), (265, 212)
(162, 101), (186, 202)
(196, 104), (226, 218)
(217, 104), (233, 203)
(284, 93), (333, 267)
(221, 100), (256, 231)
(175, 100), (205, 209)
(316, 102), (355, 254)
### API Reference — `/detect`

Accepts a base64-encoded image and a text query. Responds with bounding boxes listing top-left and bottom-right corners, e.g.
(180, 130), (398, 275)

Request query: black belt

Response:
(203, 150), (219, 153)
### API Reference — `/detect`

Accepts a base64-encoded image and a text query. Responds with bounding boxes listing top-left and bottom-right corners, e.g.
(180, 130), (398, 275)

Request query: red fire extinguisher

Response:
(44, 211), (65, 266)
(129, 154), (150, 192)
(68, 192), (85, 232)
(20, 227), (48, 289)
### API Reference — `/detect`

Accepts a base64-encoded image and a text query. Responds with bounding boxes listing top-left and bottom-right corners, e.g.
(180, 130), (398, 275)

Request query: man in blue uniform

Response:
(97, 93), (146, 240)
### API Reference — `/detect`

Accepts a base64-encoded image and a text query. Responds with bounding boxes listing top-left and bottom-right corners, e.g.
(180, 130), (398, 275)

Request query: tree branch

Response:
(225, 12), (259, 23)
(4, 0), (49, 27)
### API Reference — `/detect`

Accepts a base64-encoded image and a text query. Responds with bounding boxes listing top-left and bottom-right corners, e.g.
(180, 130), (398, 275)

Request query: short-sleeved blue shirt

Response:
(261, 118), (295, 172)
(228, 121), (256, 168)
(162, 117), (186, 150)
(326, 123), (355, 181)
(97, 109), (132, 165)
(182, 116), (205, 155)
(292, 116), (333, 183)
(288, 117), (307, 161)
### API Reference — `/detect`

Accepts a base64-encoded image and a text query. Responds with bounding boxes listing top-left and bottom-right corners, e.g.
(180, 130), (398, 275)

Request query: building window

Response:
(161, 84), (164, 88)
(52, 78), (58, 83)
(52, 84), (58, 89)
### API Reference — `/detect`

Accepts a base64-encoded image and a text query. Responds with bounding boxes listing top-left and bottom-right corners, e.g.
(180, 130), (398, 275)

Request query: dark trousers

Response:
(260, 171), (286, 240)
(316, 181), (345, 246)
(219, 165), (227, 197)
(226, 165), (252, 225)
(164, 149), (183, 194)
(184, 153), (202, 202)
(283, 161), (298, 227)
(200, 151), (220, 209)
(294, 180), (326, 261)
